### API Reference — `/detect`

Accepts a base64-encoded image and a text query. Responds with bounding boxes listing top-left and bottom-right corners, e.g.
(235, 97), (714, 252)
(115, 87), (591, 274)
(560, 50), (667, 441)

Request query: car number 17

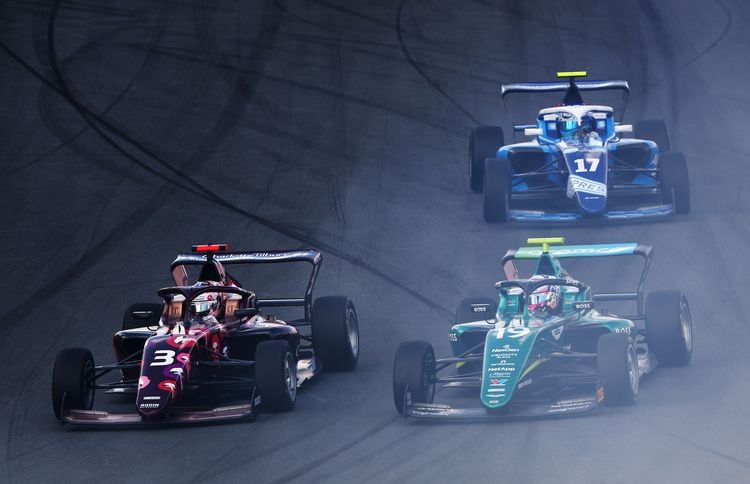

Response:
(574, 157), (600, 173)
(495, 327), (530, 339)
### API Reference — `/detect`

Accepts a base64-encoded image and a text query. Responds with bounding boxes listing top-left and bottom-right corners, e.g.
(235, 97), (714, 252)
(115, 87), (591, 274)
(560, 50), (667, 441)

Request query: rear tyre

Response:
(483, 157), (511, 223)
(646, 291), (692, 367)
(393, 341), (436, 415)
(52, 348), (95, 419)
(635, 119), (671, 152)
(312, 296), (359, 371)
(122, 303), (162, 331)
(659, 151), (690, 214)
(470, 126), (504, 193)
(255, 340), (296, 412)
(597, 333), (638, 406)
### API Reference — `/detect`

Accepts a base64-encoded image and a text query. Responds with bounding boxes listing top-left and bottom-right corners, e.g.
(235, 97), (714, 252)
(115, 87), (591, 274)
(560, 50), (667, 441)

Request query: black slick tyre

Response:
(597, 333), (638, 406)
(635, 119), (671, 152)
(470, 126), (504, 193)
(52, 348), (95, 419)
(659, 151), (690, 214)
(255, 340), (296, 412)
(312, 296), (359, 372)
(483, 157), (511, 223)
(122, 303), (162, 331)
(646, 291), (692, 367)
(393, 341), (436, 415)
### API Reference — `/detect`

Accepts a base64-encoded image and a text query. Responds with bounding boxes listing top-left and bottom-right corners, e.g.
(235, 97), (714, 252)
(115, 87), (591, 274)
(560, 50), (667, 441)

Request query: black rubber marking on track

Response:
(0, 1), (452, 331)
(396, 0), (480, 126)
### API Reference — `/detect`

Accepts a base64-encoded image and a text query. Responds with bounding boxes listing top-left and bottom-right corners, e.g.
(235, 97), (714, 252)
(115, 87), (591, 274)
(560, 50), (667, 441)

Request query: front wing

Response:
(404, 395), (598, 421)
(60, 387), (260, 427)
(509, 204), (674, 222)
(61, 402), (257, 427)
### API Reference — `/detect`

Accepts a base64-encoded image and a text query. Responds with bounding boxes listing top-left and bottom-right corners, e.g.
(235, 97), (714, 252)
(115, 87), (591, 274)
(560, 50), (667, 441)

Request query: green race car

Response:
(393, 237), (692, 419)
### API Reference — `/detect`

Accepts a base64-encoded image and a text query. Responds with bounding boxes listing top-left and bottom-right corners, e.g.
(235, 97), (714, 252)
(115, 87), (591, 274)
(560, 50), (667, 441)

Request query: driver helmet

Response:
(528, 275), (561, 318)
(556, 114), (578, 140)
(190, 281), (224, 321)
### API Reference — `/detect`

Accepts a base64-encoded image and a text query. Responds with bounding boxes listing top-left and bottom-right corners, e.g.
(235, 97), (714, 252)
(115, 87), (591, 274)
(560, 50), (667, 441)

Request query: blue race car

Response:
(470, 71), (690, 223)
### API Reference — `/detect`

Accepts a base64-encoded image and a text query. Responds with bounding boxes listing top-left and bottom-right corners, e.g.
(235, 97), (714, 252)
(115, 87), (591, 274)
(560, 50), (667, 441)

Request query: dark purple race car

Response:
(51, 244), (359, 427)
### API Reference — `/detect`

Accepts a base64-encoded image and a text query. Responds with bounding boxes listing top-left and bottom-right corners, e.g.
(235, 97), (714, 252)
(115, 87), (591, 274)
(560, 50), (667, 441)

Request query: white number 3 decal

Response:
(150, 349), (176, 366)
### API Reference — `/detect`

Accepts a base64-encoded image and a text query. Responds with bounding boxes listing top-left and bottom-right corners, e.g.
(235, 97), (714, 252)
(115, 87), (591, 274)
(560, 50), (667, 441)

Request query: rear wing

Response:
(170, 249), (322, 320)
(501, 78), (630, 133)
(501, 80), (630, 98)
(501, 242), (653, 317)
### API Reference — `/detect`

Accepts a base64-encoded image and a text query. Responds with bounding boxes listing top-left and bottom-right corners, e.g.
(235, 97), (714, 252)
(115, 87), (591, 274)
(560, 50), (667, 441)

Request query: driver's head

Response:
(556, 114), (578, 140)
(528, 276), (561, 318)
(190, 282), (224, 320)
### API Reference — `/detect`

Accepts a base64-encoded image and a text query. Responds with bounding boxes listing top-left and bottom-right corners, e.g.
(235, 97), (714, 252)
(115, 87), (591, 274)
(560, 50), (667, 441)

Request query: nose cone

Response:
(136, 381), (173, 416)
(136, 334), (197, 416)
(576, 193), (607, 214)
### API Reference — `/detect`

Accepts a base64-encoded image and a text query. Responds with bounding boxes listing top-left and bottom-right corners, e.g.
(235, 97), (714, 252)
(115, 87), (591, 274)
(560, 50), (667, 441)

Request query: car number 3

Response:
(150, 349), (176, 366)
(495, 327), (530, 339)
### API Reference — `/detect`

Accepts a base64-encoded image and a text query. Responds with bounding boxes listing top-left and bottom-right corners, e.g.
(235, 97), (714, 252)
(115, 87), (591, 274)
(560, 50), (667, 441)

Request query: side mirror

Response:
(132, 310), (157, 320)
(573, 301), (593, 311)
(614, 124), (633, 134)
(234, 308), (260, 318)
(524, 127), (543, 137)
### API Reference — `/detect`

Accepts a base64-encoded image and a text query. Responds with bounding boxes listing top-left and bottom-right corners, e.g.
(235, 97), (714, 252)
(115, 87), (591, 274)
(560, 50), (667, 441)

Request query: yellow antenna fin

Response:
(557, 71), (587, 78)
(527, 237), (566, 253)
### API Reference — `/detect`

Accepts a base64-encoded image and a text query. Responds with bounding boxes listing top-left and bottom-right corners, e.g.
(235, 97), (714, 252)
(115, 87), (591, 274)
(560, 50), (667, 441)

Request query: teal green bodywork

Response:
(475, 312), (633, 409)
(449, 240), (639, 410)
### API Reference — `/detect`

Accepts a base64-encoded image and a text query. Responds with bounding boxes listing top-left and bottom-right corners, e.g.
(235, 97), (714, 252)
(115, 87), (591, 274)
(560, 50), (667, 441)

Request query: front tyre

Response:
(393, 341), (436, 415)
(646, 291), (692, 367)
(483, 157), (511, 223)
(312, 296), (359, 372)
(52, 348), (95, 419)
(470, 126), (504, 193)
(255, 340), (297, 412)
(597, 333), (639, 406)
(660, 151), (690, 214)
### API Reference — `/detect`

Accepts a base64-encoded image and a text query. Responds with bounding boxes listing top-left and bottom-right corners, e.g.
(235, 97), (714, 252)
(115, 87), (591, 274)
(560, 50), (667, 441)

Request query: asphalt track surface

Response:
(1, 1), (749, 482)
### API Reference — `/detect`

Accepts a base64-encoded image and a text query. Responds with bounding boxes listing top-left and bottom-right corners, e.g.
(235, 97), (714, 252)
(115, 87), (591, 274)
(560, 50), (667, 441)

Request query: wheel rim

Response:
(627, 344), (639, 395)
(82, 359), (95, 409)
(346, 308), (359, 359)
(423, 352), (436, 402)
(679, 299), (692, 352)
(284, 352), (297, 401)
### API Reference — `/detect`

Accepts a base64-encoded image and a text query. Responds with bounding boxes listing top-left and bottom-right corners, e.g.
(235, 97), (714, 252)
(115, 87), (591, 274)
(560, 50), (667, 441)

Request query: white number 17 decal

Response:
(574, 158), (600, 173)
